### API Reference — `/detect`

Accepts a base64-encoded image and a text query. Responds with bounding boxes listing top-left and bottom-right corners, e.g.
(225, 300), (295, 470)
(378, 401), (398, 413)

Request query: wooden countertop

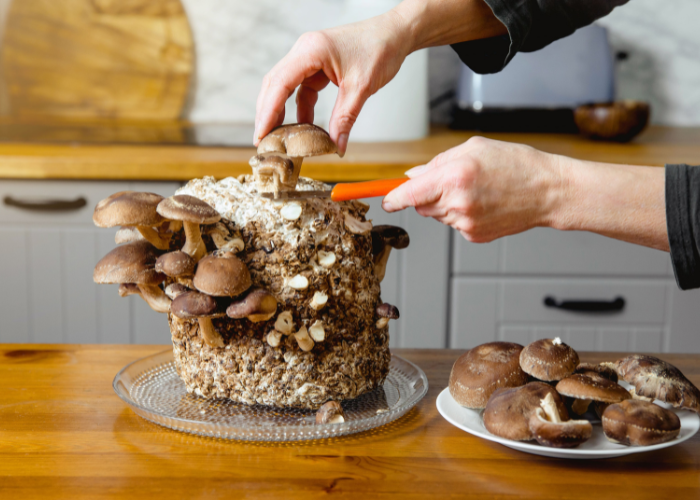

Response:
(1, 344), (698, 499)
(0, 123), (699, 182)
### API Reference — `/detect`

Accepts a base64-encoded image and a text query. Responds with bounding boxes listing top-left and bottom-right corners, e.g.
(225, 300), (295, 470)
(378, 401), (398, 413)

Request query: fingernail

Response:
(254, 124), (260, 143)
(382, 201), (393, 212)
(405, 164), (427, 178)
(338, 133), (348, 158)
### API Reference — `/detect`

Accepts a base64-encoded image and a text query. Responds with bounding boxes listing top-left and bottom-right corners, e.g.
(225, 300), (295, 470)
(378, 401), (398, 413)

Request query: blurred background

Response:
(1, 0), (700, 352)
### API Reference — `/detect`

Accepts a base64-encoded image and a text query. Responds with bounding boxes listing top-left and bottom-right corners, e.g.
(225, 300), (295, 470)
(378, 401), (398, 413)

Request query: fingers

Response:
(296, 71), (331, 124)
(382, 166), (446, 213)
(328, 82), (371, 157)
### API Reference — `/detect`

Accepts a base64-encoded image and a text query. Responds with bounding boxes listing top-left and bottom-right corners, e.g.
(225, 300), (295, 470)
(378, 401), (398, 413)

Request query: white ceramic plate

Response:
(436, 387), (700, 459)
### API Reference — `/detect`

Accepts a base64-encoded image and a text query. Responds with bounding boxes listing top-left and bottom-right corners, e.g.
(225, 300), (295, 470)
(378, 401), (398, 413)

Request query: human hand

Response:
(254, 12), (410, 155)
(381, 137), (565, 242)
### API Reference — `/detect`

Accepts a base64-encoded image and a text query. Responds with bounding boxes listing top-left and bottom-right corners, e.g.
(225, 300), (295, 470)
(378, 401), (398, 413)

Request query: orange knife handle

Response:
(331, 178), (409, 202)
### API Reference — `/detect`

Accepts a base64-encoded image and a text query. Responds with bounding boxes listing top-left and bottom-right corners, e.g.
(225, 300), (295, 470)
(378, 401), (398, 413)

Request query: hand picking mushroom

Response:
(483, 382), (569, 441)
(93, 191), (171, 250)
(93, 240), (170, 313)
(529, 393), (592, 448)
(449, 342), (529, 409)
(556, 373), (631, 415)
(371, 225), (410, 282)
(194, 252), (252, 298)
(155, 251), (196, 278)
(171, 291), (226, 348)
(257, 123), (338, 158)
(519, 337), (579, 382)
(157, 195), (221, 262)
(612, 354), (700, 413)
(226, 288), (278, 322)
(602, 400), (681, 446)
(316, 401), (345, 424)
(375, 302), (400, 329)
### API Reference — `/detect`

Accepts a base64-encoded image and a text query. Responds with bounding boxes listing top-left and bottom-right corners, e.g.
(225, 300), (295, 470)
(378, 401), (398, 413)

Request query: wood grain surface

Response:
(0, 125), (698, 182)
(0, 0), (193, 120)
(0, 345), (698, 499)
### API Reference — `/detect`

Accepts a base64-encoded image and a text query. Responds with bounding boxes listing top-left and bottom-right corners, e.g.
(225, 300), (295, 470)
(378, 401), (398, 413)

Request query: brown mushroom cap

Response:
(226, 288), (278, 322)
(164, 282), (190, 300)
(449, 342), (529, 409)
(613, 354), (700, 413)
(483, 382), (569, 441)
(257, 123), (337, 157)
(371, 225), (410, 251)
(93, 191), (164, 228)
(519, 338), (579, 381)
(376, 303), (400, 320)
(155, 251), (196, 277)
(557, 373), (631, 403)
(194, 252), (252, 297)
(171, 291), (222, 319)
(602, 400), (681, 446)
(315, 401), (345, 424)
(156, 195), (221, 224)
(575, 362), (618, 382)
(93, 240), (165, 285)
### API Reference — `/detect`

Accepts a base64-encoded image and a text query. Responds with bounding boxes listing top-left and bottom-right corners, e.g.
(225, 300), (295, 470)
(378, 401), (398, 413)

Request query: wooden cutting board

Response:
(0, 0), (193, 120)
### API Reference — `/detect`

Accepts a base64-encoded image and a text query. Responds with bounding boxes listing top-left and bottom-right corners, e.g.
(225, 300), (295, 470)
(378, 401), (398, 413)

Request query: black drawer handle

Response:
(4, 195), (87, 212)
(544, 296), (625, 313)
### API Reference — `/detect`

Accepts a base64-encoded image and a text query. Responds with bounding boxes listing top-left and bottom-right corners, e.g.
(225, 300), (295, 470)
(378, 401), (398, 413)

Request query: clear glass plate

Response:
(113, 349), (428, 442)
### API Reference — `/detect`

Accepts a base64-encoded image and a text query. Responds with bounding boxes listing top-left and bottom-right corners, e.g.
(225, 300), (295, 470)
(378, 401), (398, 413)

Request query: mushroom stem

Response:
(136, 226), (172, 250)
(182, 221), (207, 262)
(136, 284), (172, 313)
(373, 245), (392, 282)
(570, 398), (592, 415)
(540, 393), (562, 423)
(198, 318), (224, 348)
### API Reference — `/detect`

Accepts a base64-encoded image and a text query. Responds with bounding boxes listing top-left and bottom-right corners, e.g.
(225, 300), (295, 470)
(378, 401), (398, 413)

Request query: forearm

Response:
(390, 0), (507, 52)
(549, 156), (669, 252)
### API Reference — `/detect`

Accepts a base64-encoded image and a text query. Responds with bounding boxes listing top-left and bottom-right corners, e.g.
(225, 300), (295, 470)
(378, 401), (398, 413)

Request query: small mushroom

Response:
(519, 337), (579, 382)
(316, 401), (345, 424)
(287, 274), (309, 290)
(226, 288), (278, 323)
(267, 330), (284, 347)
(375, 303), (400, 329)
(94, 191), (171, 250)
(556, 373), (631, 415)
(602, 400), (681, 446)
(206, 223), (244, 253)
(309, 320), (325, 342)
(280, 202), (303, 220)
(317, 250), (336, 268)
(483, 382), (569, 441)
(310, 291), (328, 311)
(250, 154), (302, 195)
(257, 123), (338, 158)
(449, 342), (529, 409)
(193, 252), (252, 298)
(294, 326), (314, 351)
(344, 212), (372, 234)
(529, 393), (592, 448)
(164, 282), (190, 300)
(612, 354), (700, 413)
(155, 251), (196, 278)
(371, 225), (410, 282)
(274, 311), (294, 335)
(93, 240), (170, 313)
(157, 195), (221, 262)
(171, 291), (226, 348)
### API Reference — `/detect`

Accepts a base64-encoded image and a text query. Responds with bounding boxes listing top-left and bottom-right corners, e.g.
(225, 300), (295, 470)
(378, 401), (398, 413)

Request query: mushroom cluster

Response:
(91, 124), (410, 410)
(450, 338), (699, 448)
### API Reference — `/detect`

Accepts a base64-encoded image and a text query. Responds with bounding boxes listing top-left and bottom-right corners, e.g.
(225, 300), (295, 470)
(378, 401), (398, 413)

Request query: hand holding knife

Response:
(260, 178), (408, 202)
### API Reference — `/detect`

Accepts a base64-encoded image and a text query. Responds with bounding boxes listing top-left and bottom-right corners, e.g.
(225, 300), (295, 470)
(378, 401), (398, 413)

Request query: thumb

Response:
(328, 84), (370, 157)
(382, 167), (446, 213)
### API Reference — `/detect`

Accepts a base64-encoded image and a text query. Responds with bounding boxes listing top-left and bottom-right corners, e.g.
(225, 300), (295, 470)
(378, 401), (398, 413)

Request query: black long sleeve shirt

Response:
(450, 1), (700, 290)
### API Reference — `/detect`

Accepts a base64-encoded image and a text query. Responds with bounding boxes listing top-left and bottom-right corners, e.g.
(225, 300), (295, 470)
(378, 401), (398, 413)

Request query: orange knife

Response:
(260, 178), (408, 202)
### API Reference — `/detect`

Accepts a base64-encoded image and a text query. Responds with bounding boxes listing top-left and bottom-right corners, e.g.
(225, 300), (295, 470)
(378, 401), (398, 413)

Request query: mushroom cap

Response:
(226, 288), (278, 318)
(155, 251), (196, 277)
(613, 354), (700, 413)
(156, 195), (221, 224)
(194, 252), (252, 297)
(93, 240), (165, 285)
(529, 407), (592, 448)
(556, 373), (631, 404)
(315, 401), (345, 424)
(171, 291), (223, 319)
(575, 362), (618, 382)
(164, 282), (190, 300)
(602, 399), (681, 446)
(257, 123), (337, 157)
(371, 225), (410, 251)
(93, 191), (165, 228)
(449, 342), (529, 409)
(483, 382), (569, 441)
(376, 303), (400, 320)
(519, 338), (579, 381)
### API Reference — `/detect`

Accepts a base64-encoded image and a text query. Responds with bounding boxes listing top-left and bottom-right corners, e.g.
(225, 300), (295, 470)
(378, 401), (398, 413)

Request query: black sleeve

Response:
(666, 164), (700, 290)
(451, 0), (629, 74)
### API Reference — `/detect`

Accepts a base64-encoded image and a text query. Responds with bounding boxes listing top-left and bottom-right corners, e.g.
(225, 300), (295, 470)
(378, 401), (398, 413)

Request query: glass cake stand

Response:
(113, 349), (428, 442)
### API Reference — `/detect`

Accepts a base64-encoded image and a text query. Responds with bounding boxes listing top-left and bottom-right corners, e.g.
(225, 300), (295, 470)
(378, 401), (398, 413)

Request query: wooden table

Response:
(1, 345), (698, 499)
(0, 122), (699, 182)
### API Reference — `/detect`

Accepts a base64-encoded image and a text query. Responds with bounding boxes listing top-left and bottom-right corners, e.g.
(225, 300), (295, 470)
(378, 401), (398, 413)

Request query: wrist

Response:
(538, 152), (578, 231)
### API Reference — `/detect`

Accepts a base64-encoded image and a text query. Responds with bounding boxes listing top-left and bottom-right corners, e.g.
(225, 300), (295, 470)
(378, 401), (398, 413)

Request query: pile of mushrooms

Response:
(450, 338), (699, 448)
(92, 124), (407, 352)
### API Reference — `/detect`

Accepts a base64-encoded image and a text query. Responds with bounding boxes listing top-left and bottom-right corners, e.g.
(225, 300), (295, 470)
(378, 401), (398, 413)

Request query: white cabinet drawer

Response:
(453, 228), (670, 276)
